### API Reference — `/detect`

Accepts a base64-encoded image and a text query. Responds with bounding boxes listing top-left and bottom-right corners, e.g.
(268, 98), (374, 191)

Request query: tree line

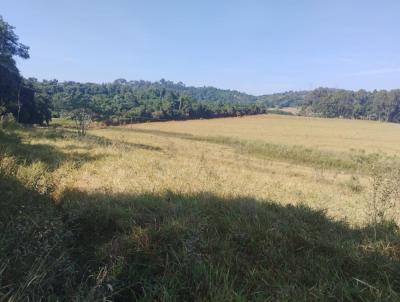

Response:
(301, 88), (400, 122)
(39, 79), (266, 124)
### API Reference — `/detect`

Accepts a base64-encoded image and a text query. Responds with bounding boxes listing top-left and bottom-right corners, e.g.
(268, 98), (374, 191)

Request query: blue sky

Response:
(2, 0), (400, 95)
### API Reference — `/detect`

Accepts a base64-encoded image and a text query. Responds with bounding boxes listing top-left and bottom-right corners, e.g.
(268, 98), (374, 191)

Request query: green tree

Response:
(0, 15), (29, 120)
(0, 16), (51, 125)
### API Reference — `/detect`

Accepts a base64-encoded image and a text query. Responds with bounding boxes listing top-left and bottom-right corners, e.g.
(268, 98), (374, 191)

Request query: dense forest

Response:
(302, 88), (400, 122)
(35, 79), (267, 124)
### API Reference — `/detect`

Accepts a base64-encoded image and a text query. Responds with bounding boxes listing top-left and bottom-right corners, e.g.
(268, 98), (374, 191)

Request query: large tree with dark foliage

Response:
(0, 16), (50, 124)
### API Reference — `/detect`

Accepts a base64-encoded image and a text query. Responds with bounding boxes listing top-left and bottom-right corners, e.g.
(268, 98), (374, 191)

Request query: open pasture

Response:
(2, 114), (400, 300)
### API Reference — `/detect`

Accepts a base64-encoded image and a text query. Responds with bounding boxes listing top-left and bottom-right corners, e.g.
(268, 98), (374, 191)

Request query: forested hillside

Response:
(35, 79), (266, 123)
(302, 88), (400, 122)
(36, 80), (309, 123)
(143, 79), (258, 103)
(257, 91), (308, 108)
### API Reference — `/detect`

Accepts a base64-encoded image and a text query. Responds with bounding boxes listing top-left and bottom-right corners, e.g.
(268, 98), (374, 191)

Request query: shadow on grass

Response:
(28, 127), (162, 152)
(0, 129), (103, 171)
(20, 128), (162, 151)
(0, 173), (72, 301)
(52, 189), (400, 301)
(0, 128), (161, 172)
(2, 172), (400, 300)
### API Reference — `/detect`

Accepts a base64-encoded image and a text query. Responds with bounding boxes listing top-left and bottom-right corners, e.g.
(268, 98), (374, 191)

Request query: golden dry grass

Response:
(2, 116), (400, 300)
(9, 114), (391, 225)
(129, 114), (400, 154)
(82, 128), (364, 223)
(7, 114), (400, 226)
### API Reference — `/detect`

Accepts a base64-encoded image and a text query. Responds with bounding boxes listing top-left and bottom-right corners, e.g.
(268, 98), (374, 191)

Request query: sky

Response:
(2, 0), (400, 95)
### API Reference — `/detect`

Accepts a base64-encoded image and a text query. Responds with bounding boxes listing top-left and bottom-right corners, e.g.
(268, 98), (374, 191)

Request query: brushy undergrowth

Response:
(1, 127), (400, 301)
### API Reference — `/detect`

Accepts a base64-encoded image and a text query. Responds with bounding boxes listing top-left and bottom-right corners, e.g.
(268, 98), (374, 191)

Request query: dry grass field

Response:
(2, 114), (400, 301)
(129, 114), (400, 154)
(105, 114), (400, 224)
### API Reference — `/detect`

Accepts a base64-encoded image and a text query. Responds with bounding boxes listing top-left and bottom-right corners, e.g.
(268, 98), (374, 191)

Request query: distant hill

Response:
(103, 79), (258, 104)
(44, 78), (306, 107)
(141, 80), (308, 107)
(11, 73), (310, 125)
(32, 79), (266, 122)
(257, 91), (309, 108)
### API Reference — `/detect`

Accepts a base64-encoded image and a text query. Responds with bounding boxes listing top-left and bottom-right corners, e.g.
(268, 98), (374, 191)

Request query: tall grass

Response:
(125, 128), (396, 173)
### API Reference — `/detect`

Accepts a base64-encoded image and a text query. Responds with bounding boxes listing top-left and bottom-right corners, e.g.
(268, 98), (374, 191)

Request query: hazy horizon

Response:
(3, 0), (400, 95)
